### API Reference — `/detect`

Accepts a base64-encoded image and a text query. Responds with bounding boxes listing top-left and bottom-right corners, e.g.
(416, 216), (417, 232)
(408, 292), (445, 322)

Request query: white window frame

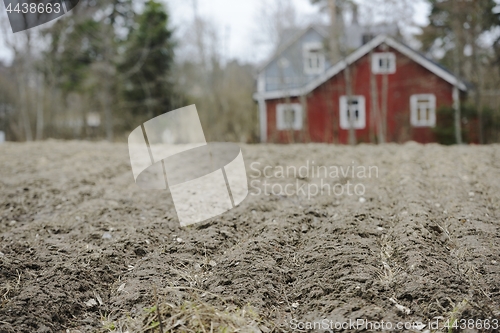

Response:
(303, 42), (325, 75)
(276, 103), (303, 130)
(339, 96), (366, 130)
(371, 52), (396, 74)
(410, 94), (436, 127)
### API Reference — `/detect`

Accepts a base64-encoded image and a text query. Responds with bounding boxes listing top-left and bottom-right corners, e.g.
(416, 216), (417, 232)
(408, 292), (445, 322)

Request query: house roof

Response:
(254, 34), (468, 101)
(257, 24), (329, 74)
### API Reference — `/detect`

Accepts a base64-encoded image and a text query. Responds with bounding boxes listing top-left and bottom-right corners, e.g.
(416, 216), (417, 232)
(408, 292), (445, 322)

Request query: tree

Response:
(0, 13), (40, 141)
(311, 0), (357, 144)
(420, 0), (500, 144)
(36, 0), (137, 140)
(119, 0), (177, 121)
(360, 0), (414, 144)
(253, 0), (300, 56)
(174, 7), (258, 142)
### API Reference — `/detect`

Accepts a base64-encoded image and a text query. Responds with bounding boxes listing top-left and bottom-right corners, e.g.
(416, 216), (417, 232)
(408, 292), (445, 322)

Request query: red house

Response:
(254, 31), (468, 144)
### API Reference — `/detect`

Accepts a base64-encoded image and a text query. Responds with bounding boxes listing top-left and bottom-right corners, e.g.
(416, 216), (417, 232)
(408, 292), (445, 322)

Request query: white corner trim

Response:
(257, 73), (266, 93)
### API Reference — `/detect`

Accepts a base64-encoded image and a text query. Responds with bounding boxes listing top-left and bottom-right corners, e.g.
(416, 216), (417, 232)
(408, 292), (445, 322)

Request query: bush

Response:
(433, 106), (465, 145)
(433, 104), (500, 144)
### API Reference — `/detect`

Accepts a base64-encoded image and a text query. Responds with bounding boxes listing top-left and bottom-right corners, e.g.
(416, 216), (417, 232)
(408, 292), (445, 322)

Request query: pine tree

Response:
(119, 0), (176, 120)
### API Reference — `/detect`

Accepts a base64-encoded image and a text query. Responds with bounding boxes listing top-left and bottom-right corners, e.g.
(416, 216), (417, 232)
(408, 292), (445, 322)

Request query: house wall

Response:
(265, 44), (457, 144)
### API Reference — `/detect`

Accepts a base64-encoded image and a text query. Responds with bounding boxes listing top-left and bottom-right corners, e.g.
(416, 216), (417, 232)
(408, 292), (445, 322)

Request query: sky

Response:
(161, 0), (430, 64)
(161, 0), (327, 64)
(0, 0), (431, 65)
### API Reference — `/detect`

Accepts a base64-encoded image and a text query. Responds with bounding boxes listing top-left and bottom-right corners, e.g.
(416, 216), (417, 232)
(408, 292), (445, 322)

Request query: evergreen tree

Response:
(420, 0), (499, 71)
(119, 0), (176, 120)
(420, 0), (499, 144)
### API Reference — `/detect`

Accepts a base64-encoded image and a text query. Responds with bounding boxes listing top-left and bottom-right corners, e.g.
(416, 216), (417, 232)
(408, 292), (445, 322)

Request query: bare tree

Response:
(257, 0), (312, 143)
(327, 0), (341, 64)
(253, 0), (300, 55)
(35, 73), (44, 140)
(175, 6), (258, 142)
(326, 0), (356, 145)
(451, 4), (463, 145)
(1, 27), (37, 141)
(360, 0), (417, 143)
(343, 63), (356, 145)
(369, 49), (381, 143)
(358, 0), (415, 38)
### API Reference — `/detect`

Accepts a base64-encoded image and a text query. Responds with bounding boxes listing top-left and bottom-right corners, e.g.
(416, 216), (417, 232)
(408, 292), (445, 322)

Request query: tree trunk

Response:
(285, 96), (295, 144)
(328, 0), (341, 64)
(380, 72), (388, 143)
(369, 51), (380, 143)
(19, 81), (32, 142)
(472, 4), (484, 144)
(103, 30), (114, 142)
(104, 78), (114, 142)
(343, 65), (356, 145)
(299, 93), (310, 143)
(21, 32), (33, 142)
(453, 85), (462, 145)
(452, 6), (463, 145)
(328, 0), (355, 145)
(36, 74), (44, 141)
(474, 66), (484, 144)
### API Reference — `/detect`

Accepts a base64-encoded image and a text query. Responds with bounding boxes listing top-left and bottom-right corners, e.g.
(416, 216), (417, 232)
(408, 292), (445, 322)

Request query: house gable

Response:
(255, 35), (468, 100)
(257, 25), (331, 93)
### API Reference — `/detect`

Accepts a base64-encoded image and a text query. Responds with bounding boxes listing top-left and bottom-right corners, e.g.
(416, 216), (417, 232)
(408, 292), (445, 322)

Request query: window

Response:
(339, 96), (366, 129)
(303, 42), (325, 75)
(371, 52), (396, 74)
(410, 94), (436, 127)
(276, 103), (303, 130)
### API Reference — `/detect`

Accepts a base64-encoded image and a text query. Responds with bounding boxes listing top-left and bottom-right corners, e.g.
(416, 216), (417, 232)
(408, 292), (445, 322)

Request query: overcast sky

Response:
(163, 0), (431, 64)
(162, 0), (327, 63)
(0, 0), (431, 65)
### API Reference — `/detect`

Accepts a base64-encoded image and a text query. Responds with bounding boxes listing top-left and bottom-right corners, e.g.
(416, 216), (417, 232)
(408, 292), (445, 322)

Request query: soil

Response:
(0, 141), (499, 332)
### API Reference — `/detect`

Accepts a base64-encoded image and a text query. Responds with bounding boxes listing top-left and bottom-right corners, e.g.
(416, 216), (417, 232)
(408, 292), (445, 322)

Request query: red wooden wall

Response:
(265, 44), (457, 144)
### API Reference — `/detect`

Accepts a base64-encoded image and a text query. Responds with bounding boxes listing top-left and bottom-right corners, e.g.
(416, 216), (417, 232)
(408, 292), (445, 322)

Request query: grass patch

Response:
(141, 301), (267, 333)
(102, 287), (273, 333)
